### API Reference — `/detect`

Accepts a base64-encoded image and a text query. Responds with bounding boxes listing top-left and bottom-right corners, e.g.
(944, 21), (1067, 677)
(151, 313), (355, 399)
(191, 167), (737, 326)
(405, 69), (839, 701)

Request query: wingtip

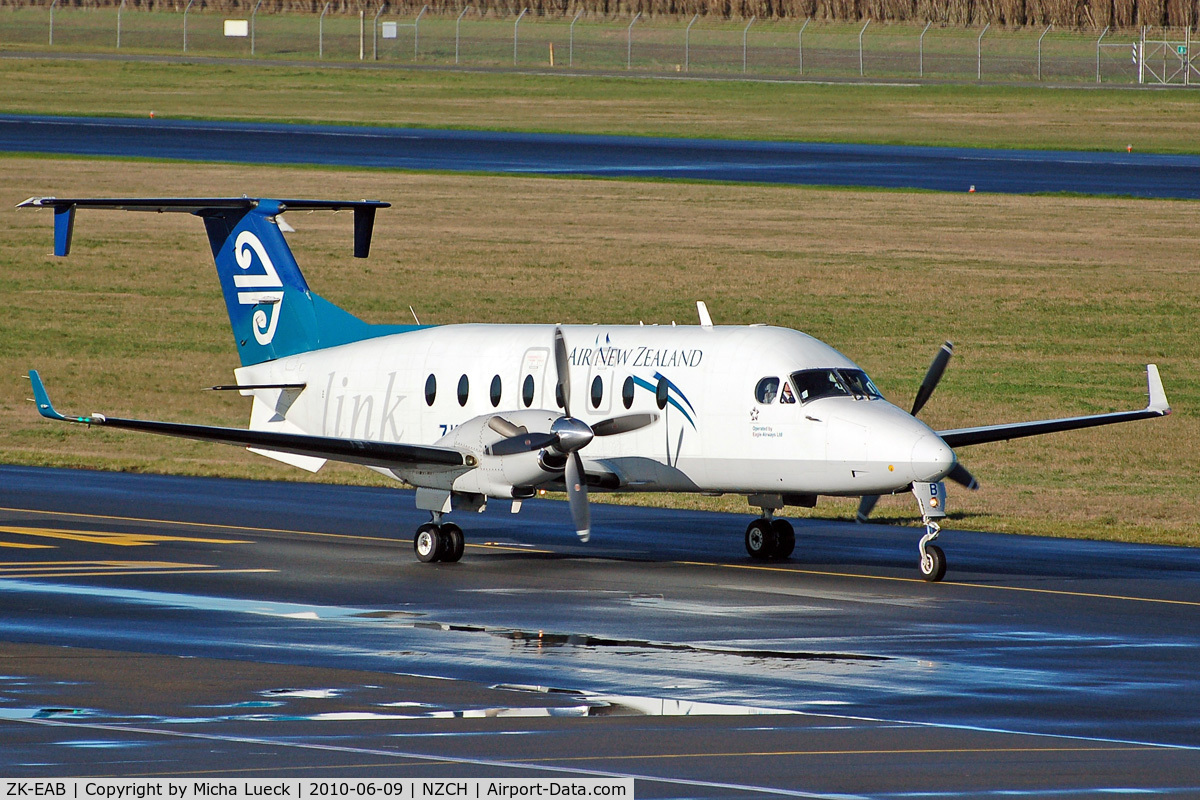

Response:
(1146, 364), (1170, 415)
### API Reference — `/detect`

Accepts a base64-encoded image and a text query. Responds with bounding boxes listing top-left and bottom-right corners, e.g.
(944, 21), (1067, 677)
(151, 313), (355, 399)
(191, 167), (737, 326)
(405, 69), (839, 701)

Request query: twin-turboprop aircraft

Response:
(21, 196), (1171, 581)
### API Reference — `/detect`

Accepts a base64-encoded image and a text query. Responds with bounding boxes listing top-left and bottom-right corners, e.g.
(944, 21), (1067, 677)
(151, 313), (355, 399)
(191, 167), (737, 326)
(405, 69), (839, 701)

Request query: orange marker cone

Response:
(969, 185), (976, 193)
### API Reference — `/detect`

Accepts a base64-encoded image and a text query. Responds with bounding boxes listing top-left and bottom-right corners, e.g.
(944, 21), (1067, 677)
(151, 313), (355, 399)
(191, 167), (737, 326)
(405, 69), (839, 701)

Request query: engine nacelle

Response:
(436, 410), (565, 499)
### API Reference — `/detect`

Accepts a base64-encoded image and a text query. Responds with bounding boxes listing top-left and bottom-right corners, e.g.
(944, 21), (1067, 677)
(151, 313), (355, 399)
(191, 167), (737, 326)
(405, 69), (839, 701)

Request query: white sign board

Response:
(224, 19), (249, 37)
(382, 21), (398, 39)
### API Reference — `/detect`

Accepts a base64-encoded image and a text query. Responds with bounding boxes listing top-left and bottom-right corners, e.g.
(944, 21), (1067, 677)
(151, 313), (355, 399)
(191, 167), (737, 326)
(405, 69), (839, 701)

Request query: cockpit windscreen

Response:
(790, 369), (882, 404)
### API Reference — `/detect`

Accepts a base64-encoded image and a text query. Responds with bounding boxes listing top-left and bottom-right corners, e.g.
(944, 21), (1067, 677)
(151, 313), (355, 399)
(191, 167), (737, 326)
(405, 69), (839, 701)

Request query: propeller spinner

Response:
(485, 326), (659, 541)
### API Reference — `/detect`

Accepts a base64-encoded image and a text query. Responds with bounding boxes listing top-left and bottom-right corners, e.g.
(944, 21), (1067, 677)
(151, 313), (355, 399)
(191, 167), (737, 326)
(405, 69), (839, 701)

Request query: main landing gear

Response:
(413, 515), (465, 564)
(744, 516), (796, 561)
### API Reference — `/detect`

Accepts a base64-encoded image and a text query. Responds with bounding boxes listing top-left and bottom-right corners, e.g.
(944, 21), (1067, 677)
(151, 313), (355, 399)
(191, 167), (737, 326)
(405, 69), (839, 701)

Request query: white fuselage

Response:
(235, 324), (955, 498)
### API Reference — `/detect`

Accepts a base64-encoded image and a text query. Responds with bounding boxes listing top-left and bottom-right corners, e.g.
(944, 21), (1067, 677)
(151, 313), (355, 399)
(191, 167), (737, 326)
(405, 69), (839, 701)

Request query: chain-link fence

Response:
(5, 5), (1199, 84)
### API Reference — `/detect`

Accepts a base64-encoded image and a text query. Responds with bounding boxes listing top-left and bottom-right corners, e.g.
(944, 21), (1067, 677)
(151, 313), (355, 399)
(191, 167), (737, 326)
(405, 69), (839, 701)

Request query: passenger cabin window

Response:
(790, 368), (882, 404)
(425, 374), (437, 406)
(621, 376), (635, 409)
(522, 374), (535, 408)
(490, 375), (502, 408)
(754, 377), (780, 404)
(590, 375), (604, 409)
(457, 374), (470, 407)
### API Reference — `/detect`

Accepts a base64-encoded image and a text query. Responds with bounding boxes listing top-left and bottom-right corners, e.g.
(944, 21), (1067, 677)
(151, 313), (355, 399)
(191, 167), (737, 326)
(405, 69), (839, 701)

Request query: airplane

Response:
(19, 196), (1172, 582)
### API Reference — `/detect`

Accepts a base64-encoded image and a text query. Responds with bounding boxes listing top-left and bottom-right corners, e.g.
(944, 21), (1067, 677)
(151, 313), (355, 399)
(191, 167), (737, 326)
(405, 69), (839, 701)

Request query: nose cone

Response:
(911, 433), (956, 483)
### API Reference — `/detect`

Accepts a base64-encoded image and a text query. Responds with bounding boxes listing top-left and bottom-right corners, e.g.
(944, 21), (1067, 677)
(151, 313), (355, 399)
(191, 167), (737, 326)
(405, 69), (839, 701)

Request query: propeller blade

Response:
(856, 494), (880, 523)
(592, 412), (659, 437)
(554, 326), (572, 418)
(486, 431), (557, 457)
(487, 415), (527, 438)
(911, 341), (954, 417)
(947, 462), (980, 490)
(565, 451), (590, 542)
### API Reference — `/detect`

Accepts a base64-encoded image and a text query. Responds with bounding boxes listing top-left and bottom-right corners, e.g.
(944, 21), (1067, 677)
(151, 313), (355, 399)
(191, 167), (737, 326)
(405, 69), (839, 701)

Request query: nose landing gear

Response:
(912, 481), (948, 582)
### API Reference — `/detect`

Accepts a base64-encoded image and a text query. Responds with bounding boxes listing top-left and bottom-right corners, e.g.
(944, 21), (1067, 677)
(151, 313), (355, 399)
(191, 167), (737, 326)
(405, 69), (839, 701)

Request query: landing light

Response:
(930, 497), (940, 508)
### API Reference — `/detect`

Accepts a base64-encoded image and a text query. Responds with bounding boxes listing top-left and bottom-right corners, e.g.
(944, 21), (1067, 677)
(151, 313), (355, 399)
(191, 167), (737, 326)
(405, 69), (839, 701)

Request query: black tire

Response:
(745, 519), (778, 560)
(770, 518), (795, 560)
(414, 523), (443, 563)
(921, 544), (947, 582)
(441, 523), (465, 563)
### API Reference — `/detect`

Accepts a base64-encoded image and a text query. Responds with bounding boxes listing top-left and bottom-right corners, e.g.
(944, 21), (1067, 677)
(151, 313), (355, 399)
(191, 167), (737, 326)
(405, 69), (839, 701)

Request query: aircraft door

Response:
(518, 347), (550, 410)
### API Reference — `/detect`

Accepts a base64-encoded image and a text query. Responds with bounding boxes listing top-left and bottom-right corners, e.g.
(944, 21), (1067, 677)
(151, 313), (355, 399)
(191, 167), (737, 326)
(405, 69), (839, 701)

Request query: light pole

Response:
(797, 16), (810, 74)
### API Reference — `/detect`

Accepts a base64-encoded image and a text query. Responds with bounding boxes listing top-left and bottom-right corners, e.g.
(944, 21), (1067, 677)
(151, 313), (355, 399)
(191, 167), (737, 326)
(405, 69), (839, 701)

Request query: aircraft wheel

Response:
(414, 523), (443, 563)
(770, 519), (795, 560)
(745, 519), (777, 560)
(920, 544), (947, 583)
(440, 523), (465, 563)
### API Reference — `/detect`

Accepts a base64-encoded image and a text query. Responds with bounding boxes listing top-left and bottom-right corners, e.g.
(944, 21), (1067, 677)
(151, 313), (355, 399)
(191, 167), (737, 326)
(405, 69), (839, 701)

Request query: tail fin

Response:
(19, 197), (414, 366)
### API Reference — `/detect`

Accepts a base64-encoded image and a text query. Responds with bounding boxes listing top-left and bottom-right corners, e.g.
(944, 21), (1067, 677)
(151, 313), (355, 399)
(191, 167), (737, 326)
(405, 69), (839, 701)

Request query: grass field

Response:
(3, 56), (1200, 153)
(1, 155), (1196, 546)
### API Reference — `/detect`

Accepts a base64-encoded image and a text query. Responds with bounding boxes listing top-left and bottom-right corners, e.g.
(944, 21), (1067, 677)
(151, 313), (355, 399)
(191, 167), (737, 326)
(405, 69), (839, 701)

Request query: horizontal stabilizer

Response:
(17, 196), (389, 258)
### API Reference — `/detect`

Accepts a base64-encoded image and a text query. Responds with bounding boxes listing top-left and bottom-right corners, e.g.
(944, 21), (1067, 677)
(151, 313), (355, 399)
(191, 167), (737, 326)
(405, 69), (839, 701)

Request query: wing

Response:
(29, 370), (472, 472)
(938, 364), (1170, 449)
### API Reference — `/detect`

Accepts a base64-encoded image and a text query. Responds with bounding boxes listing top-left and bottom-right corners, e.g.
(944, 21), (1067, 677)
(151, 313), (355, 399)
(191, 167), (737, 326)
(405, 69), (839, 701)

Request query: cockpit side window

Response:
(780, 381), (796, 404)
(754, 377), (780, 404)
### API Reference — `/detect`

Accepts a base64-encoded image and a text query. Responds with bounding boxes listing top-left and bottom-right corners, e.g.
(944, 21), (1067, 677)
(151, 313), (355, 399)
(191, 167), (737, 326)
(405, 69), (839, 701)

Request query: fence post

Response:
(374, 4), (385, 60)
(858, 18), (870, 76)
(742, 16), (755, 73)
(1095, 25), (1109, 83)
(251, 0), (262, 55)
(359, 9), (364, 59)
(1139, 25), (1145, 84)
(319, 1), (330, 58)
(513, 8), (526, 66)
(684, 13), (698, 71)
(413, 4), (426, 59)
(49, 0), (59, 45)
(566, 8), (580, 65)
(797, 16), (810, 74)
(456, 5), (473, 64)
(627, 12), (641, 69)
(1037, 23), (1051, 80)
(976, 22), (989, 79)
(183, 0), (194, 51)
(116, 0), (126, 48)
(919, 20), (930, 77)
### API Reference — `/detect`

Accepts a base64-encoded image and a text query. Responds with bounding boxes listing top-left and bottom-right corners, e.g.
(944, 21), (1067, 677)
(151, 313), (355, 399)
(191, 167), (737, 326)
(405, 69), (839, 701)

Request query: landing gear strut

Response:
(745, 515), (795, 561)
(912, 481), (948, 582)
(413, 515), (465, 564)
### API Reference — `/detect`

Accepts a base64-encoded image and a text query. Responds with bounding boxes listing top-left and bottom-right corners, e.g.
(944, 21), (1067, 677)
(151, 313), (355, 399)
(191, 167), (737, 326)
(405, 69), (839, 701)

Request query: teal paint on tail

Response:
(18, 196), (422, 367)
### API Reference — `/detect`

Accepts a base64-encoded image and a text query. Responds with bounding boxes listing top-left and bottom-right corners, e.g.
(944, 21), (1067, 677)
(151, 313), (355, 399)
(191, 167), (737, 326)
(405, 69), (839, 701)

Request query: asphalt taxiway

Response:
(4, 114), (1200, 197)
(1, 464), (1199, 796)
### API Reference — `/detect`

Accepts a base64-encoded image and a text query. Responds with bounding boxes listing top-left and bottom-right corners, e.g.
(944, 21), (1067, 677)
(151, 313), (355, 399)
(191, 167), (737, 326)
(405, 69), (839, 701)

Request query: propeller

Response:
(485, 327), (659, 541)
(856, 340), (979, 523)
